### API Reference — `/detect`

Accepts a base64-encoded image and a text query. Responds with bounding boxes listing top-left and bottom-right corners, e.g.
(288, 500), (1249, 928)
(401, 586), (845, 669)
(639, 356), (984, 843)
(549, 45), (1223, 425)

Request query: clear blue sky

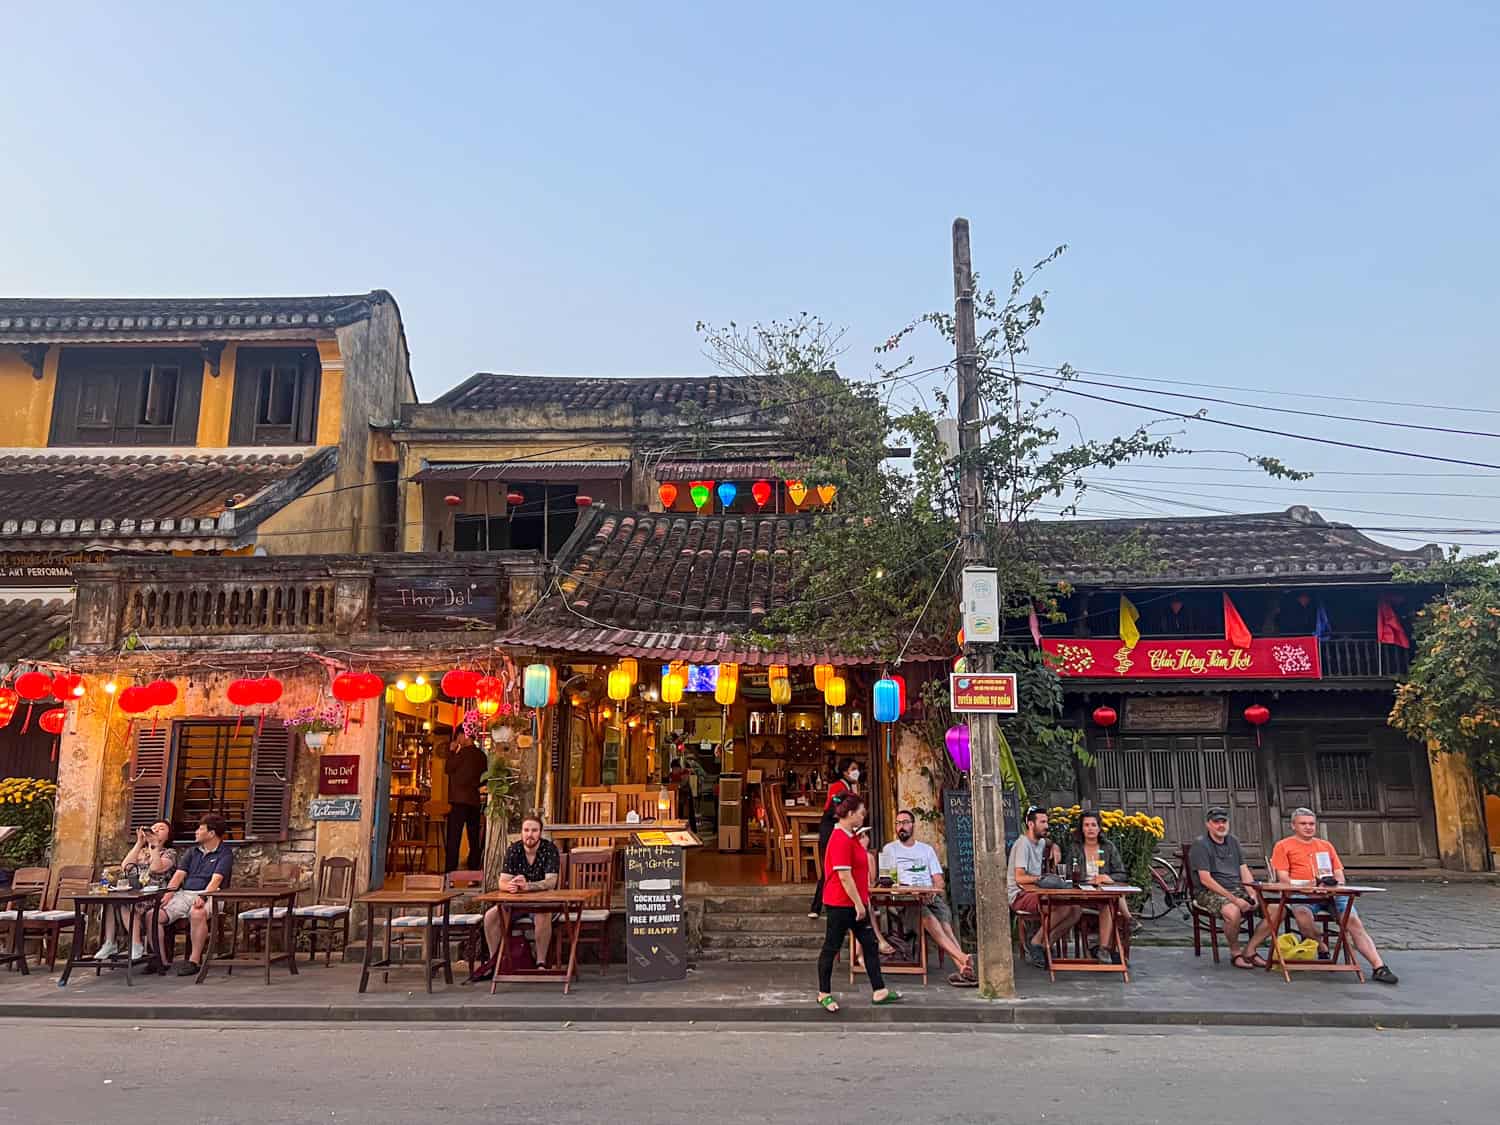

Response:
(3, 3), (1497, 549)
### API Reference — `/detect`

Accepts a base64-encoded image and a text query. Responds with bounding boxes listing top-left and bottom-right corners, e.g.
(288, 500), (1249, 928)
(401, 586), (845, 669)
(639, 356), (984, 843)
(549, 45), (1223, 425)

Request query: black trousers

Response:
(808, 812), (837, 915)
(445, 803), (484, 871)
(818, 905), (886, 994)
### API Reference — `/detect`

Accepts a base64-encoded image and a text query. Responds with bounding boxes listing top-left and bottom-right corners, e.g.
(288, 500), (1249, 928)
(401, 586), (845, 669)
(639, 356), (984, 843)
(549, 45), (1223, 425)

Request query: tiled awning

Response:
(414, 461), (630, 483)
(0, 598), (72, 670)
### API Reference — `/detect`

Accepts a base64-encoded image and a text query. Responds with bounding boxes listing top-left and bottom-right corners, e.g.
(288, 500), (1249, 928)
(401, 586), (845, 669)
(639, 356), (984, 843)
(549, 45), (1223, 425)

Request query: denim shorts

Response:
(1292, 895), (1354, 920)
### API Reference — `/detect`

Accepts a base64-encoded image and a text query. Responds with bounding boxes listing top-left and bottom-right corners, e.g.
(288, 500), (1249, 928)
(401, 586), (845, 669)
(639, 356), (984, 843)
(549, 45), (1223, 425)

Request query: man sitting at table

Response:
(154, 814), (235, 977)
(1270, 807), (1397, 985)
(1008, 806), (1081, 970)
(1190, 806), (1272, 970)
(480, 814), (562, 972)
(880, 810), (975, 984)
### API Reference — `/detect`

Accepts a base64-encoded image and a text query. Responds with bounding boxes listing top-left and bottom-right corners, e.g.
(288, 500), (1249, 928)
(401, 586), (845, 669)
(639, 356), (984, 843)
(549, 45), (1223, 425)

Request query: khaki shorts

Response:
(1193, 887), (1248, 916)
(160, 890), (203, 924)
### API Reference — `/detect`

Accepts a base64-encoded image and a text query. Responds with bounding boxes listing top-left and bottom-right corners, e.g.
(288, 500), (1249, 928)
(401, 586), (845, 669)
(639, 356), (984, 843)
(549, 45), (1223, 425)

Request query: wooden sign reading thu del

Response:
(318, 754), (360, 795)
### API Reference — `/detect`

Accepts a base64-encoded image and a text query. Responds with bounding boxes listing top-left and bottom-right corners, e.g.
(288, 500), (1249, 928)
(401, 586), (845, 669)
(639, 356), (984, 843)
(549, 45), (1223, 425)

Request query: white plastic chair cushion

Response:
(291, 904), (350, 919)
(0, 909), (75, 923)
(392, 913), (484, 927)
(579, 908), (611, 923)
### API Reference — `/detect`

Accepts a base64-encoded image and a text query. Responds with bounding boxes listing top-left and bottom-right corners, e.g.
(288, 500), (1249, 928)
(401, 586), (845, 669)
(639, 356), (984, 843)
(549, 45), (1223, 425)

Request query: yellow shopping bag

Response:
(1276, 932), (1319, 962)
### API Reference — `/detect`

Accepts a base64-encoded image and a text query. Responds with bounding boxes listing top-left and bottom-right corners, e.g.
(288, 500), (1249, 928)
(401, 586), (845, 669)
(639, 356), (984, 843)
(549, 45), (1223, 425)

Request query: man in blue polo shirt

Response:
(153, 814), (234, 976)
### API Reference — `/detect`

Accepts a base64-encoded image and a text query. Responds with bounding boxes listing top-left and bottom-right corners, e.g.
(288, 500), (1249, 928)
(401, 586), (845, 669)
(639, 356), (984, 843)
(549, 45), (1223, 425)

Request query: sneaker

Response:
(130, 942), (146, 962)
(175, 961), (200, 977)
(1096, 948), (1118, 965)
(1025, 943), (1048, 970)
(92, 940), (118, 961)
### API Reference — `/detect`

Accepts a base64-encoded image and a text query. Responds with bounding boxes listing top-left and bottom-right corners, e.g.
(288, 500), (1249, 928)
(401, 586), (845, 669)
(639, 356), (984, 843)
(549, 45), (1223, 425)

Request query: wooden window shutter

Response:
(248, 722), (294, 841)
(128, 722), (172, 831)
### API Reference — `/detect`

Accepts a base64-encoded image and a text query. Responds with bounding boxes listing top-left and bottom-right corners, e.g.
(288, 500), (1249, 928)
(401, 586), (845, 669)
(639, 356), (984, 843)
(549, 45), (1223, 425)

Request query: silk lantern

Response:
(891, 673), (907, 717)
(786, 480), (808, 506)
(824, 675), (846, 709)
(1244, 703), (1270, 747)
(0, 686), (17, 727)
(945, 724), (972, 773)
(404, 679), (434, 704)
(38, 707), (66, 736)
(607, 666), (633, 703)
(716, 482), (737, 509)
(14, 670), (51, 732)
(356, 673), (384, 699)
(575, 494), (593, 508)
(873, 677), (900, 724)
(658, 482), (679, 508)
(813, 663), (834, 692)
(620, 657), (639, 686)
(689, 481), (712, 510)
(751, 480), (772, 509)
(147, 680), (178, 708)
(506, 491), (525, 508)
(661, 670), (685, 705)
(769, 674), (792, 707)
(228, 679), (260, 707)
(441, 669), (480, 700)
(714, 662), (739, 706)
(1093, 704), (1119, 749)
(117, 686), (153, 716)
(50, 672), (85, 700)
(523, 664), (551, 709)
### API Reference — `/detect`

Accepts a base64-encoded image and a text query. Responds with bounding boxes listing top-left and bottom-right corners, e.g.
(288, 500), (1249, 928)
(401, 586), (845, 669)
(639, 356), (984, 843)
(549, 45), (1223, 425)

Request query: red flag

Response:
(1222, 593), (1253, 650)
(1377, 599), (1411, 648)
(1028, 606), (1043, 648)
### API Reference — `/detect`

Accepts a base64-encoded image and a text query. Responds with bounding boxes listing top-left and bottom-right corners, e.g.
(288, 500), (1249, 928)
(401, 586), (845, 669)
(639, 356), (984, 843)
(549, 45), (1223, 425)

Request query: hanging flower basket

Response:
(284, 703), (347, 749)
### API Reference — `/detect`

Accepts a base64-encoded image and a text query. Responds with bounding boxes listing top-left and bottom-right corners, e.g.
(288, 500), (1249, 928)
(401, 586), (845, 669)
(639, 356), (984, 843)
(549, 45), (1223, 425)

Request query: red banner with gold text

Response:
(1040, 636), (1322, 679)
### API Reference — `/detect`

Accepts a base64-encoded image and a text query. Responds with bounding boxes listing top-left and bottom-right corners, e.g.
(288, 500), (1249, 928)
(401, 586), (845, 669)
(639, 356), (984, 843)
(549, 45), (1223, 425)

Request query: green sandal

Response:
(872, 990), (904, 1006)
(817, 995), (840, 1013)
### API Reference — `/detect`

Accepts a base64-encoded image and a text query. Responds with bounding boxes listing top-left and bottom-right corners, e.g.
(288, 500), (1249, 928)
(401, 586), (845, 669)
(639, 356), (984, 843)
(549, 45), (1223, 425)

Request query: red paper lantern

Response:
(227, 679), (260, 708)
(117, 686), (153, 715)
(1244, 703), (1270, 746)
(0, 687), (17, 727)
(1092, 705), (1118, 728)
(332, 673), (364, 703)
(252, 677), (283, 705)
(474, 675), (505, 701)
(357, 672), (385, 699)
(658, 482), (679, 508)
(50, 672), (85, 700)
(146, 680), (178, 708)
(751, 480), (773, 509)
(38, 707), (66, 736)
(575, 495), (593, 508)
(444, 494), (463, 507)
(441, 669), (481, 700)
(14, 671), (51, 701)
(506, 491), (526, 508)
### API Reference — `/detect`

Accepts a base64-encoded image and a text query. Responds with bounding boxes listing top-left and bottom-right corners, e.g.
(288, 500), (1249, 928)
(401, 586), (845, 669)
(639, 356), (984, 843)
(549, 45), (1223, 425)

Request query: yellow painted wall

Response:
(196, 342), (236, 447)
(0, 345), (58, 446)
(315, 338), (344, 447)
(252, 474), (360, 553)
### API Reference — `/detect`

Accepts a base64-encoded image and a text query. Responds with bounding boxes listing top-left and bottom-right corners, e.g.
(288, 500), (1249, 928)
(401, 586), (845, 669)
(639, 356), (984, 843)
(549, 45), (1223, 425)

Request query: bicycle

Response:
(1138, 853), (1191, 921)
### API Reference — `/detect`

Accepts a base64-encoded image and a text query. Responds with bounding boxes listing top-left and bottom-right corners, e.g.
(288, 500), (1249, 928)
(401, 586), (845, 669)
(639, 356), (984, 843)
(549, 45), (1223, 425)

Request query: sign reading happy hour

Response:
(1041, 636), (1322, 679)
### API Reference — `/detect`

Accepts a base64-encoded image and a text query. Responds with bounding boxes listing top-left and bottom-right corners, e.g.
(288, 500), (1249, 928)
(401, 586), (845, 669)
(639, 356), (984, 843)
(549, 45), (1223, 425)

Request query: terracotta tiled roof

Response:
(1030, 506), (1441, 586)
(503, 508), (943, 665)
(431, 373), (755, 413)
(0, 448), (337, 546)
(0, 598), (72, 669)
(0, 293), (386, 343)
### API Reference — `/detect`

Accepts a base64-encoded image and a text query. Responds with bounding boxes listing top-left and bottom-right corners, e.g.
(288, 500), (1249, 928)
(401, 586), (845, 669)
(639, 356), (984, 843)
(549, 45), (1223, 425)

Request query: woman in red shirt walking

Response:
(816, 792), (901, 1012)
(807, 758), (860, 918)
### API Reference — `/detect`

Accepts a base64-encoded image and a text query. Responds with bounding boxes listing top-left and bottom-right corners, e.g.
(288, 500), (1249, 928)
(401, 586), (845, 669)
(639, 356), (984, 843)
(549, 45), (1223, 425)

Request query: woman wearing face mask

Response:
(807, 758), (861, 919)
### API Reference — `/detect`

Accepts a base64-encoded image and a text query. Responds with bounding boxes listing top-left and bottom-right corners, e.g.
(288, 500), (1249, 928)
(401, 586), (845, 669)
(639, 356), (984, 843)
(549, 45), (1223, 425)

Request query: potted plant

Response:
(283, 702), (347, 750)
(0, 777), (59, 882)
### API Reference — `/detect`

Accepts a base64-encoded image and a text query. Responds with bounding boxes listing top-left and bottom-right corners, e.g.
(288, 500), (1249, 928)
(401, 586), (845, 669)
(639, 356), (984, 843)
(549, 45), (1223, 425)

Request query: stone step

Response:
(703, 895), (818, 915)
(701, 913), (826, 934)
(699, 931), (826, 951)
(694, 947), (821, 963)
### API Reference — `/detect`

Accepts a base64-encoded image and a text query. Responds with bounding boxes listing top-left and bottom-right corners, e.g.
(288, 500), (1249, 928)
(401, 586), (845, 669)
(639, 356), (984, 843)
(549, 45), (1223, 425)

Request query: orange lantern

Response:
(714, 662), (739, 706)
(812, 663), (834, 692)
(824, 675), (847, 709)
(0, 686), (18, 727)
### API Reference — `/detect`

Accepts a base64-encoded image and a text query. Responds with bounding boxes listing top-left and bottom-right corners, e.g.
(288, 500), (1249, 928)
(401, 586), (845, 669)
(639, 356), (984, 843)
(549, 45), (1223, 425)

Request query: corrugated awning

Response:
(0, 597), (73, 670)
(653, 461), (803, 482)
(414, 460), (630, 483)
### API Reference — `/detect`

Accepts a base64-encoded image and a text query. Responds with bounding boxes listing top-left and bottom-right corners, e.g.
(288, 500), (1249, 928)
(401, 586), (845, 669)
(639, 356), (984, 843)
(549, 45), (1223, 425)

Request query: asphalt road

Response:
(0, 1021), (1492, 1125)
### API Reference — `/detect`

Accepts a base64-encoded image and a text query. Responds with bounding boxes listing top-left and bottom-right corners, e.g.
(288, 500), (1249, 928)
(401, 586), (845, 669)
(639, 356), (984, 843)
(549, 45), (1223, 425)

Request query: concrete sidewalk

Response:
(2, 947), (1497, 1028)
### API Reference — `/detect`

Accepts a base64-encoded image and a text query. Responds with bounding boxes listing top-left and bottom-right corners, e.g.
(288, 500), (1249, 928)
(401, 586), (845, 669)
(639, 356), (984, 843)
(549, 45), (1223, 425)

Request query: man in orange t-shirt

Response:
(1269, 808), (1397, 985)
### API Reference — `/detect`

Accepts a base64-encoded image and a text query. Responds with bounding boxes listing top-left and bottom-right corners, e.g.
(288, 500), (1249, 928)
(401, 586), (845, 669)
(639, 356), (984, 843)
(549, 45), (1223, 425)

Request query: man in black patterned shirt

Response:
(481, 814), (561, 968)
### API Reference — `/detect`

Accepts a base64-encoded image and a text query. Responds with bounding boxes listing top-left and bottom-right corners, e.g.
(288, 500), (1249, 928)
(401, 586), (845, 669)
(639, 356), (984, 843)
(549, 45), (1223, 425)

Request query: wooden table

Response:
(0, 888), (31, 976)
(196, 888), (301, 984)
(57, 888), (166, 986)
(356, 889), (464, 993)
(1033, 885), (1136, 982)
(546, 821), (687, 847)
(474, 888), (596, 995)
(1253, 883), (1383, 982)
(850, 886), (939, 984)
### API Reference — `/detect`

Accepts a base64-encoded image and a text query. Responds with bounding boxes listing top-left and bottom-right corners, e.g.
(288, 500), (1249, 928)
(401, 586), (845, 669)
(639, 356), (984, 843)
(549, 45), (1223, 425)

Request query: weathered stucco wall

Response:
(893, 725), (948, 862)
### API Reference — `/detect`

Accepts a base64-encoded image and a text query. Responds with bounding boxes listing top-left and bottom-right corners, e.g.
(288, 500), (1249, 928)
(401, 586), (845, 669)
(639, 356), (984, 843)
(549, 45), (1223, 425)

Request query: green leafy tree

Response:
(1390, 551), (1500, 794)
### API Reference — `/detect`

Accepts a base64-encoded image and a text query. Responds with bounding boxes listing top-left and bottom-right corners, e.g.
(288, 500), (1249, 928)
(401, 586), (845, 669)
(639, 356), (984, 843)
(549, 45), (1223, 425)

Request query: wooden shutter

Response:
(128, 723), (172, 830)
(248, 722), (294, 841)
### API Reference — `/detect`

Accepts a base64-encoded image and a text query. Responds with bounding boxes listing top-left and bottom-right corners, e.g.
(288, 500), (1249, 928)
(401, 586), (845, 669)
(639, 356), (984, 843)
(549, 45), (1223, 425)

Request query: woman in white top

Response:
(95, 821), (177, 961)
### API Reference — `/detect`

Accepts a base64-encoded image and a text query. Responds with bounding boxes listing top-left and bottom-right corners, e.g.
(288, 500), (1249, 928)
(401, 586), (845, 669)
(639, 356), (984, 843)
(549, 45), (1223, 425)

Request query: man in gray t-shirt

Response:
(1007, 807), (1081, 970)
(1188, 807), (1267, 968)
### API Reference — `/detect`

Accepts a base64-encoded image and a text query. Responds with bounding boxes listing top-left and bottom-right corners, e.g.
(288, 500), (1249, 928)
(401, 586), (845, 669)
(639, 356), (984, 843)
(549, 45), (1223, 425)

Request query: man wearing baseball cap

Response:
(1189, 807), (1273, 969)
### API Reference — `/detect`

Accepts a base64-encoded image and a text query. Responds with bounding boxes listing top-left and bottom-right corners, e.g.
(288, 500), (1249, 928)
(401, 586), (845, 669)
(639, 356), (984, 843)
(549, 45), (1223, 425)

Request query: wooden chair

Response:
(1181, 843), (1255, 962)
(569, 786), (613, 823)
(387, 874), (448, 967)
(233, 862), (307, 952)
(442, 869), (487, 968)
(764, 791), (798, 882)
(577, 792), (618, 848)
(290, 857), (356, 965)
(796, 817), (821, 882)
(0, 867), (77, 970)
(565, 847), (615, 975)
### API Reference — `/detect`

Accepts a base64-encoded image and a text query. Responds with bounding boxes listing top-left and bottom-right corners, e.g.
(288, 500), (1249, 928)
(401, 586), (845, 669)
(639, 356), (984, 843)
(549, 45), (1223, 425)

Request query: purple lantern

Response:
(945, 724), (971, 773)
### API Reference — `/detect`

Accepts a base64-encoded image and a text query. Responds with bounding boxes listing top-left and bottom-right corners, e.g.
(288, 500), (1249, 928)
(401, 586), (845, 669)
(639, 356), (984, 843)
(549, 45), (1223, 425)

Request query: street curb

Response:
(1, 1001), (1494, 1029)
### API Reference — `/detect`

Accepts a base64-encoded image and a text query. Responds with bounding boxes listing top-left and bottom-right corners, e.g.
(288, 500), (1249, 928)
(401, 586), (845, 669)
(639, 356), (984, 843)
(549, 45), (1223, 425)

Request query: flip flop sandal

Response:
(817, 995), (841, 1013)
(948, 971), (979, 987)
(1251, 954), (1270, 969)
(872, 991), (904, 1005)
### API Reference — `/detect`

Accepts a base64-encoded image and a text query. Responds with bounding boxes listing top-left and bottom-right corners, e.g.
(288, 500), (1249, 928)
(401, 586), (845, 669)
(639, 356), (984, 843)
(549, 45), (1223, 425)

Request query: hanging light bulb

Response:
(104, 680), (119, 695)
(395, 677), (409, 692)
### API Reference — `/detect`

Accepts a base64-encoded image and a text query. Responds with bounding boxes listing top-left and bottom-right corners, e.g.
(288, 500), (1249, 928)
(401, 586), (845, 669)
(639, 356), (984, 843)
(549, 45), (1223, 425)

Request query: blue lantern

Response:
(522, 664), (551, 709)
(873, 677), (901, 724)
(717, 481), (737, 509)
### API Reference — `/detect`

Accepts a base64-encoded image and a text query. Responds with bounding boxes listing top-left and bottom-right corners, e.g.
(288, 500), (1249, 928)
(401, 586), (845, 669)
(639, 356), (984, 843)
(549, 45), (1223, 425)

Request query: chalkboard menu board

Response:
(942, 787), (1021, 908)
(375, 574), (498, 632)
(625, 846), (687, 983)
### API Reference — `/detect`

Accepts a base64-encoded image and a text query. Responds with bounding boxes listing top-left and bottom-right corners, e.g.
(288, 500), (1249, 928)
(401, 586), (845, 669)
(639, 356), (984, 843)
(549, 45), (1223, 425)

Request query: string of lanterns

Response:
(655, 478), (840, 513)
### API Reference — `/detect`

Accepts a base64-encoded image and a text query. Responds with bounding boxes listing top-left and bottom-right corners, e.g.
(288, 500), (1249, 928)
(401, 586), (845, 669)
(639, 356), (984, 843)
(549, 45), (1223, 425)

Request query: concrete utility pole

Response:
(952, 217), (1015, 998)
